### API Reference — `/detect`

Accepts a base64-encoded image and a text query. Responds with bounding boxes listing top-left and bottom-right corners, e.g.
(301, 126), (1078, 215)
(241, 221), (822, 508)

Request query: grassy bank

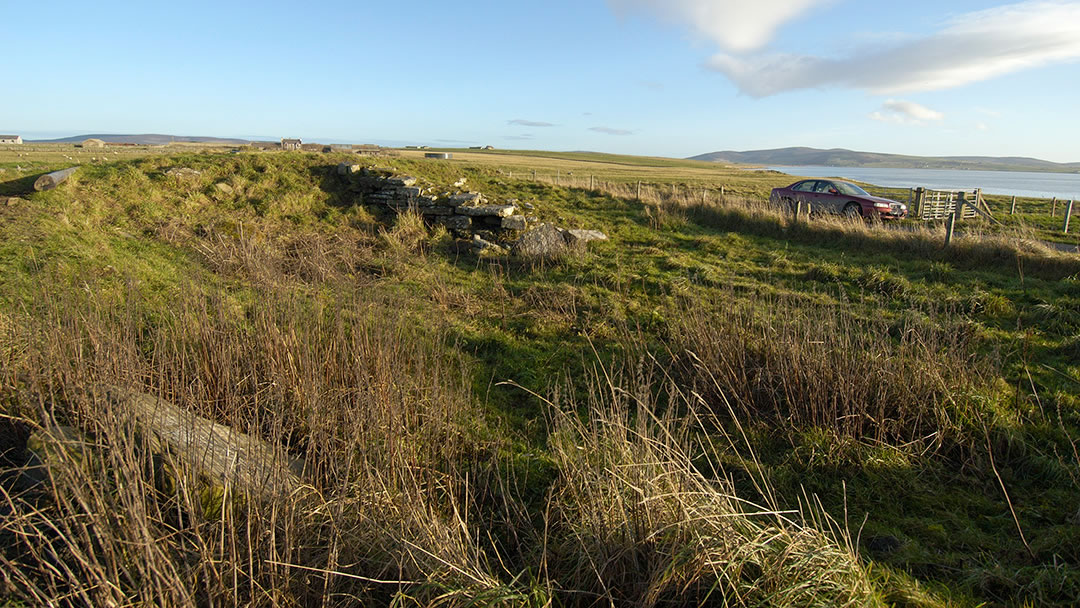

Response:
(2, 149), (1079, 606)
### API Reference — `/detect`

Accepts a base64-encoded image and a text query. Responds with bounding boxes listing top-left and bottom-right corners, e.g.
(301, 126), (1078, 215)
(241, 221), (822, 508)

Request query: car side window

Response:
(813, 181), (832, 193)
(792, 181), (815, 192)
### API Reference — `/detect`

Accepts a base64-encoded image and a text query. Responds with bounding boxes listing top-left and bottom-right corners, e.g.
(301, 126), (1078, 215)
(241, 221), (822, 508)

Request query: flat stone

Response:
(214, 182), (234, 194)
(472, 234), (508, 256)
(513, 223), (568, 258)
(400, 186), (423, 198)
(418, 206), (454, 216)
(434, 215), (472, 231)
(386, 175), (418, 187)
(448, 192), (482, 207)
(501, 215), (527, 231)
(562, 228), (608, 245)
(458, 204), (516, 218)
(165, 167), (201, 179)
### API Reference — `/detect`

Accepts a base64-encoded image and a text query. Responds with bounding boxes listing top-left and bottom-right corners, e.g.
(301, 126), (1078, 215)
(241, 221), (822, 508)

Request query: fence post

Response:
(913, 187), (925, 218)
(556, 170), (560, 186)
(720, 185), (725, 201)
(1052, 197), (1057, 217)
(702, 188), (707, 204)
(795, 200), (804, 221)
(1065, 200), (1074, 235)
(532, 170), (536, 181)
(945, 213), (956, 247)
(636, 181), (641, 200)
(1010, 196), (1017, 215)
(589, 175), (594, 190)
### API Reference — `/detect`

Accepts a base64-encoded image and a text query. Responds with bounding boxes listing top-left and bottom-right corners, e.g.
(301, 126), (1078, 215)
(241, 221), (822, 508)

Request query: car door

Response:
(812, 180), (842, 214)
(789, 180), (817, 211)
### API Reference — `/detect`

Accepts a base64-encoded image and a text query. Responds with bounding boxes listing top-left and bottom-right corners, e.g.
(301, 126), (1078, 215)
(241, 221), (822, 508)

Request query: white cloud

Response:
(590, 126), (635, 136)
(868, 100), (944, 125)
(976, 122), (990, 131)
(706, 1), (1080, 96)
(607, 0), (832, 52)
(508, 119), (556, 127)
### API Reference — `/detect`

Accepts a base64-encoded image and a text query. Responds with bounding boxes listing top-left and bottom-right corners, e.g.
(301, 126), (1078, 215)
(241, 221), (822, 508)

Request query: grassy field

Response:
(1, 145), (1079, 606)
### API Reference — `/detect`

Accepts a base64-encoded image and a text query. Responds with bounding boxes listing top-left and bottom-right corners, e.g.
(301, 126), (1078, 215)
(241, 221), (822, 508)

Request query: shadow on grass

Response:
(0, 173), (44, 197)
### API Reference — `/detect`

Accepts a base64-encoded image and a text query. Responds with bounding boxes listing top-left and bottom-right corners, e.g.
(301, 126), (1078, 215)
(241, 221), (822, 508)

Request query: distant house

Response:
(0, 135), (23, 145)
(281, 138), (302, 150)
(483, 145), (495, 150)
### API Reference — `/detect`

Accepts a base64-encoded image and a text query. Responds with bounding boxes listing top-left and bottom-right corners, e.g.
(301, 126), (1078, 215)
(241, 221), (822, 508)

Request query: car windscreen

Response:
(834, 182), (869, 196)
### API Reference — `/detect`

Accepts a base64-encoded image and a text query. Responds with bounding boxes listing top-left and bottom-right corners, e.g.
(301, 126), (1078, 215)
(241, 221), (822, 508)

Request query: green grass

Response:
(1, 148), (1079, 606)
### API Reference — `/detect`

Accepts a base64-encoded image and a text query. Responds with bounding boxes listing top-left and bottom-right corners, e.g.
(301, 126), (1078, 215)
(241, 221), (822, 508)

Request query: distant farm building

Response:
(281, 138), (302, 150)
(0, 135), (22, 144)
(80, 138), (106, 148)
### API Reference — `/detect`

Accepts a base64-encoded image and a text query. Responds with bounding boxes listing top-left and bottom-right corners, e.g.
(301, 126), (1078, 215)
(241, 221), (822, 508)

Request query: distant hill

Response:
(29, 134), (253, 145)
(689, 147), (1080, 173)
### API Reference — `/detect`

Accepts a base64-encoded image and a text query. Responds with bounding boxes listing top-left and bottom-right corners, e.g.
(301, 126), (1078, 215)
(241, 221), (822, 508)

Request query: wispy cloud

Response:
(868, 100), (944, 125)
(504, 134), (535, 140)
(508, 119), (556, 127)
(608, 0), (833, 52)
(706, 1), (1080, 97)
(589, 126), (634, 136)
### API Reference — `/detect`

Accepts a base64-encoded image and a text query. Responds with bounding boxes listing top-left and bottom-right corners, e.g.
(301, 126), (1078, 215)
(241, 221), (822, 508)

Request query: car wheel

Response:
(843, 202), (862, 219)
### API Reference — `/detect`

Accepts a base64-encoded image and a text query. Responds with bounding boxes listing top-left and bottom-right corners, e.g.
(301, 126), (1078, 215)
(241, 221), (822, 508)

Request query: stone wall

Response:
(338, 163), (606, 257)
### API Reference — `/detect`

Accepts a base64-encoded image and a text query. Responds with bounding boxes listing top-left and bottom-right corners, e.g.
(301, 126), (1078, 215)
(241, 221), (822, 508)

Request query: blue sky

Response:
(3, 0), (1079, 161)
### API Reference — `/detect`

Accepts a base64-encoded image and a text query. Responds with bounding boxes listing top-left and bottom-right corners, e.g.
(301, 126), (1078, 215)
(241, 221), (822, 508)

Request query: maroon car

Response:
(770, 179), (908, 220)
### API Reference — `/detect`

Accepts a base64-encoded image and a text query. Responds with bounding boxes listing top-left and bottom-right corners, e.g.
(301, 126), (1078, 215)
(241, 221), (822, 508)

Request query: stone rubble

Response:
(338, 163), (607, 257)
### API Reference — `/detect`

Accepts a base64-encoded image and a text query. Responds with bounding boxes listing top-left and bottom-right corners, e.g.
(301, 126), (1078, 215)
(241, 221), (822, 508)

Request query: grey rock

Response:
(214, 182), (234, 194)
(458, 204), (516, 218)
(418, 206), (454, 216)
(401, 186), (424, 198)
(434, 215), (472, 231)
(472, 234), (508, 256)
(513, 223), (569, 258)
(386, 175), (418, 187)
(165, 167), (201, 179)
(337, 163), (361, 175)
(448, 192), (482, 207)
(522, 202), (535, 211)
(562, 229), (608, 245)
(501, 215), (528, 231)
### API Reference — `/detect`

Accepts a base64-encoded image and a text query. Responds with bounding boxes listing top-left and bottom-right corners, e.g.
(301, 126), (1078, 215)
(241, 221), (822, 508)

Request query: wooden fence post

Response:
(556, 170), (560, 186)
(1064, 200), (1074, 235)
(795, 200), (804, 221)
(913, 187), (925, 218)
(636, 181), (641, 200)
(945, 213), (956, 247)
(1051, 197), (1058, 217)
(589, 175), (594, 190)
(1010, 196), (1017, 215)
(702, 188), (707, 204)
(532, 170), (536, 181)
(720, 185), (725, 200)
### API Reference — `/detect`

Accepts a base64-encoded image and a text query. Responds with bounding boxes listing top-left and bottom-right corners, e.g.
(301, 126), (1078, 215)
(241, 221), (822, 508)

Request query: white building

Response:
(0, 135), (23, 145)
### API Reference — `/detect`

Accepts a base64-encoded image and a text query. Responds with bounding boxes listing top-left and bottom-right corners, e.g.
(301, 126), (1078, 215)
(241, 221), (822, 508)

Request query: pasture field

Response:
(1, 145), (1079, 606)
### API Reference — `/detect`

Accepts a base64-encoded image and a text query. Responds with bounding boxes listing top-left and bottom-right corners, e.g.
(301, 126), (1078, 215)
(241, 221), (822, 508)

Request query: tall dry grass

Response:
(668, 292), (990, 447)
(0, 277), (884, 606)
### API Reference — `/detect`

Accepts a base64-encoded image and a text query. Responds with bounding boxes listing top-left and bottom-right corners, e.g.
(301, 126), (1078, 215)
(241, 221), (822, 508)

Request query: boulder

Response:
(336, 163), (361, 175)
(513, 223), (569, 258)
(457, 204), (516, 218)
